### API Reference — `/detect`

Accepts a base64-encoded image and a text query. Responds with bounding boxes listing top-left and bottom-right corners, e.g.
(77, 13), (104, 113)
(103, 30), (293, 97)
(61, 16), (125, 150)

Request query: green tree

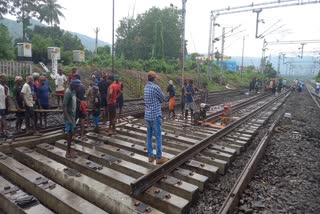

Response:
(30, 33), (53, 63)
(153, 20), (164, 59)
(10, 0), (47, 41)
(0, 24), (14, 59)
(0, 0), (11, 17)
(115, 6), (181, 60)
(115, 17), (137, 59)
(97, 45), (111, 55)
(264, 62), (277, 78)
(61, 32), (83, 51)
(38, 0), (64, 27)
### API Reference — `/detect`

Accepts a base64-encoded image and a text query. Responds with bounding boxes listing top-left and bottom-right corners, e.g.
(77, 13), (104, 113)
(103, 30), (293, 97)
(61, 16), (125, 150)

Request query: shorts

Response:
(65, 119), (76, 132)
(169, 96), (176, 110)
(25, 106), (34, 118)
(185, 102), (195, 111)
(107, 103), (117, 114)
(76, 105), (86, 119)
(40, 103), (49, 109)
(117, 95), (124, 108)
(56, 90), (64, 96)
(100, 95), (107, 108)
(0, 109), (6, 117)
(16, 111), (25, 118)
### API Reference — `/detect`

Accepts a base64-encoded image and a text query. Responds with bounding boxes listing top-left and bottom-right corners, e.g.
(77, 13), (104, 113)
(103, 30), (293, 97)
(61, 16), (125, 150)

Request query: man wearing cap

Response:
(166, 80), (176, 118)
(63, 79), (81, 158)
(106, 75), (120, 135)
(13, 76), (24, 133)
(37, 75), (52, 127)
(0, 74), (9, 137)
(144, 71), (168, 164)
(21, 76), (39, 135)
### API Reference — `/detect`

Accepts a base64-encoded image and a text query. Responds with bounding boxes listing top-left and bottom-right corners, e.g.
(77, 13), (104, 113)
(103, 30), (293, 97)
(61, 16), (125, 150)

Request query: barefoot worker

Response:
(63, 79), (81, 158)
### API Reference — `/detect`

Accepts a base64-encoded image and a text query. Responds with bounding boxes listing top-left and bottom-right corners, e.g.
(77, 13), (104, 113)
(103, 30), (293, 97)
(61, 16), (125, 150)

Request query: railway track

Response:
(4, 89), (250, 139)
(0, 89), (285, 214)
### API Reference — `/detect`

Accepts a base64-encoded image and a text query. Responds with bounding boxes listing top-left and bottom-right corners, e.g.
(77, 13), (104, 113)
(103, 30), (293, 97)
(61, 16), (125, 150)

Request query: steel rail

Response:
(307, 87), (320, 109)
(218, 91), (291, 214)
(130, 90), (290, 196)
(205, 93), (271, 122)
(218, 112), (283, 213)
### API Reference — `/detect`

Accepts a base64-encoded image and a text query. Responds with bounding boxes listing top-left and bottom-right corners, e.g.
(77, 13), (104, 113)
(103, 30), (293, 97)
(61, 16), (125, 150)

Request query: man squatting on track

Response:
(144, 71), (168, 164)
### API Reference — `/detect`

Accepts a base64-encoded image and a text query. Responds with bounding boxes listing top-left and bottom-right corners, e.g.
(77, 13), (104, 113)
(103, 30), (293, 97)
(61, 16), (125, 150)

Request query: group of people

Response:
(62, 68), (124, 158)
(266, 78), (287, 95)
(293, 79), (304, 93)
(0, 72), (52, 137)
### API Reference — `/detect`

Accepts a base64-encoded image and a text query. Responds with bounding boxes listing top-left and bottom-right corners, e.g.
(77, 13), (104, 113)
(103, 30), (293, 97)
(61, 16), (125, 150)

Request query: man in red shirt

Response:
(68, 67), (77, 84)
(107, 75), (120, 135)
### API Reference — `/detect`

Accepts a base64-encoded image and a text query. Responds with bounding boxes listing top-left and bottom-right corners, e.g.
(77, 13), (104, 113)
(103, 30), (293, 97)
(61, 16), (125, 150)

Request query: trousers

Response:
(146, 116), (162, 159)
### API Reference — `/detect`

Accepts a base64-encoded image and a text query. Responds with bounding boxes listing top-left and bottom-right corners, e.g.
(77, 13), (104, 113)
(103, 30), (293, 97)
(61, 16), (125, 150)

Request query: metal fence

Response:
(0, 61), (33, 77)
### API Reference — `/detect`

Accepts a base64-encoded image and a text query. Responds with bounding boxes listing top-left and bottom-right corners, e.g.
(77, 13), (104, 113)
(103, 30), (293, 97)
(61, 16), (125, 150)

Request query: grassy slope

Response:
(62, 65), (254, 99)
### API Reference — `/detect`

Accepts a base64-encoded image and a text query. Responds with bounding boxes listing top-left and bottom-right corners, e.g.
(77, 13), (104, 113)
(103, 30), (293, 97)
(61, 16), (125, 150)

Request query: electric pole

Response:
(112, 0), (115, 73)
(240, 36), (245, 80)
(94, 27), (100, 55)
(277, 53), (281, 75)
(299, 43), (305, 58)
(220, 27), (225, 74)
(253, 9), (262, 38)
(181, 0), (187, 88)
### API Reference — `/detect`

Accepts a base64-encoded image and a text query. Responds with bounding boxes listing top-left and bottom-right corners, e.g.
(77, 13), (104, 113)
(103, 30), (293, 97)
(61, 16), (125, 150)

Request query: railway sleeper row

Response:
(0, 94), (285, 214)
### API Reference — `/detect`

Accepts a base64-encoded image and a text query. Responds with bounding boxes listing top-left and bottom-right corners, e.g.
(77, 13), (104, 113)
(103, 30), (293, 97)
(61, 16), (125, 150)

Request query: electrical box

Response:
(73, 50), (85, 62)
(17, 43), (32, 57)
(48, 47), (61, 60)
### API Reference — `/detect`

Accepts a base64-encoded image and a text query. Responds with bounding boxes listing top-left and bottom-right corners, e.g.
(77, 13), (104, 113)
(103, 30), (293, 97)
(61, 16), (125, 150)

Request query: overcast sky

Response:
(34, 0), (320, 58)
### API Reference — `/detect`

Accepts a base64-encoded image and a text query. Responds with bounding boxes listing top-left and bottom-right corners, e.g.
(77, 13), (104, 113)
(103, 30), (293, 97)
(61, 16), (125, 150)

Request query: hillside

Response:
(0, 18), (110, 51)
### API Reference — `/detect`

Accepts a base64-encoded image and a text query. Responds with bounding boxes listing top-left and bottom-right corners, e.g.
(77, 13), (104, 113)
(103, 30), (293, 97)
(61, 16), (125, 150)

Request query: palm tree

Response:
(39, 0), (65, 27)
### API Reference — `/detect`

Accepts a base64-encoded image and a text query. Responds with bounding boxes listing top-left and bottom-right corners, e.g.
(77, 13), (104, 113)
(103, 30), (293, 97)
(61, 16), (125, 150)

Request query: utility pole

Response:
(240, 36), (245, 80)
(260, 39), (267, 90)
(220, 27), (225, 74)
(253, 9), (262, 38)
(112, 0), (115, 73)
(94, 27), (100, 55)
(299, 43), (305, 58)
(196, 59), (201, 88)
(207, 13), (213, 80)
(277, 53), (281, 75)
(181, 0), (187, 88)
(207, 12), (213, 60)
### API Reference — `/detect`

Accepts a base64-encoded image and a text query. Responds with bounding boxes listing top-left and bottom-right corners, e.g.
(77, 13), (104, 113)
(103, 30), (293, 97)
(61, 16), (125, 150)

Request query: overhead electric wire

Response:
(257, 19), (281, 38)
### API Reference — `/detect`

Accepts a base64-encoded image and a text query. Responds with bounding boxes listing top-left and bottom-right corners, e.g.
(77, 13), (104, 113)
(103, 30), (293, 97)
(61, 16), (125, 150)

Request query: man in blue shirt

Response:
(37, 75), (52, 127)
(144, 71), (167, 164)
(185, 79), (195, 120)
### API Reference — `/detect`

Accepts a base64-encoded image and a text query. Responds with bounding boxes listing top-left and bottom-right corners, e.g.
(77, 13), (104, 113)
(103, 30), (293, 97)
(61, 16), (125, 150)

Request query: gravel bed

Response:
(190, 94), (287, 214)
(236, 90), (320, 214)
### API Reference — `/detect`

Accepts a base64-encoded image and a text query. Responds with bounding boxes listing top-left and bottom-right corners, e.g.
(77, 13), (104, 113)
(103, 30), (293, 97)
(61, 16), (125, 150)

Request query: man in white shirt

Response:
(55, 68), (67, 107)
(0, 74), (9, 137)
(21, 75), (39, 135)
